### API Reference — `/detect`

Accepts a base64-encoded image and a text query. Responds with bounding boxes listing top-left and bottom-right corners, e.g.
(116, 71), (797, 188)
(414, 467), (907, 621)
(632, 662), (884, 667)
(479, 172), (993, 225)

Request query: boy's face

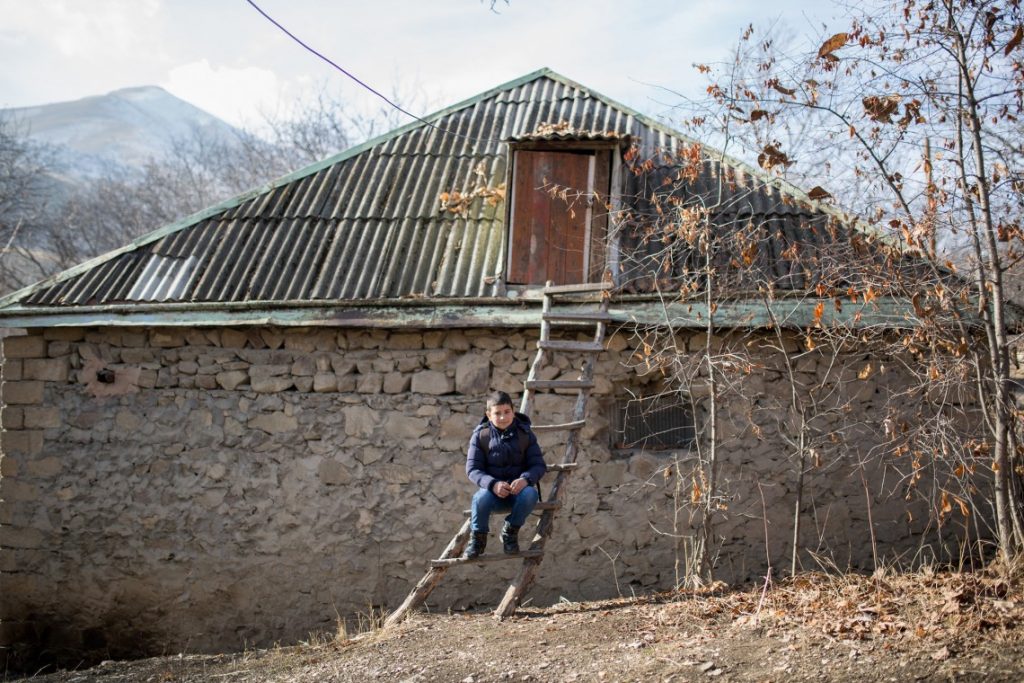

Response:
(486, 402), (515, 430)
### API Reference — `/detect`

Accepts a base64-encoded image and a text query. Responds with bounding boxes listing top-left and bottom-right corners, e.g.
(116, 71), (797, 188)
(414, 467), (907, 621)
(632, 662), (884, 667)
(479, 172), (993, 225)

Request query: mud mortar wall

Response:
(0, 325), (960, 664)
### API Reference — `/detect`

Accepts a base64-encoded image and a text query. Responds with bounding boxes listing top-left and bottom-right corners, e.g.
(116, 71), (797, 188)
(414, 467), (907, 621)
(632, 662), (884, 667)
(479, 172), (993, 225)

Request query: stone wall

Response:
(0, 324), (970, 666)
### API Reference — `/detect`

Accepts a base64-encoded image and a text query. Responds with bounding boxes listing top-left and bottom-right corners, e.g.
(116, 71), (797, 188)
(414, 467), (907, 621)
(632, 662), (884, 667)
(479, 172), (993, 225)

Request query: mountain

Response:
(2, 86), (242, 182)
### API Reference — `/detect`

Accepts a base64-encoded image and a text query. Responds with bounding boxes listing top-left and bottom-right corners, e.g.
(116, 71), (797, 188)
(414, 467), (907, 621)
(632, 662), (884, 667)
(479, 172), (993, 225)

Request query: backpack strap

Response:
(478, 425), (530, 460)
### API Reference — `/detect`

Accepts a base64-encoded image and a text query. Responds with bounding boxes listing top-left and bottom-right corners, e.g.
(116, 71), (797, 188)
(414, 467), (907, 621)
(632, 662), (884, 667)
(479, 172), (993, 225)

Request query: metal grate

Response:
(614, 394), (695, 450)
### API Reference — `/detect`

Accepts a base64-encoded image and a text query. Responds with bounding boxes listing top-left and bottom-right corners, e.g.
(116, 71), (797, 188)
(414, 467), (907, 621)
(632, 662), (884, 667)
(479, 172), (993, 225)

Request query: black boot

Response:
(501, 522), (521, 554)
(463, 531), (487, 558)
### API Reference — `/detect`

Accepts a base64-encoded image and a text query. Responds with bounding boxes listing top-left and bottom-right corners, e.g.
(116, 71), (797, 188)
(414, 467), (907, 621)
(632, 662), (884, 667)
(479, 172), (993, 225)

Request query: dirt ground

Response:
(8, 567), (1024, 682)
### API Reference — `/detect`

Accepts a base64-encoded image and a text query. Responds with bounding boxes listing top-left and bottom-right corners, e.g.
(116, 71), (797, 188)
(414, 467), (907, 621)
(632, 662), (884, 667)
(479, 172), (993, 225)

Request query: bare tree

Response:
(619, 0), (1024, 573)
(0, 114), (63, 289)
(0, 81), (438, 295)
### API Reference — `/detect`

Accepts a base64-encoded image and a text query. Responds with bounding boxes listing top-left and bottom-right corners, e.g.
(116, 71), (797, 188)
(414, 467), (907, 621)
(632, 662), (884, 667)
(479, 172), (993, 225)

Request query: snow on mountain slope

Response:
(3, 86), (242, 180)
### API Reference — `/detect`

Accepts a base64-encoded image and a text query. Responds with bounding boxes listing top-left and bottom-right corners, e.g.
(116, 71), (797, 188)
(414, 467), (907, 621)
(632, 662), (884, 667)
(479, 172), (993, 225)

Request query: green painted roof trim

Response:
(0, 297), (939, 330)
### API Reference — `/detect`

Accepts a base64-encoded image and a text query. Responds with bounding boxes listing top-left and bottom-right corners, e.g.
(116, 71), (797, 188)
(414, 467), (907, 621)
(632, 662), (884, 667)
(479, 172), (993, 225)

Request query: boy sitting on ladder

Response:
(462, 390), (547, 558)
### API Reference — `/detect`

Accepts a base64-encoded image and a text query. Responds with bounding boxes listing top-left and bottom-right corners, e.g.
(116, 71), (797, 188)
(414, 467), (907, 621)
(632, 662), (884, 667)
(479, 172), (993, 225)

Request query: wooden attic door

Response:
(507, 149), (610, 285)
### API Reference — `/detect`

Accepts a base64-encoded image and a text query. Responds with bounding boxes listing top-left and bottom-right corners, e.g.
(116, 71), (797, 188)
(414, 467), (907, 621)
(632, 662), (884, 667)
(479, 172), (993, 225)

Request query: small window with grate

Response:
(614, 393), (695, 451)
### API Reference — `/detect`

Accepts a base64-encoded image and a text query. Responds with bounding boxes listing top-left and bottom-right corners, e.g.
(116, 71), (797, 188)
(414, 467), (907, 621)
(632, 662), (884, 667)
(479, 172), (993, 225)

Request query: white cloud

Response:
(0, 0), (160, 57)
(162, 60), (286, 127)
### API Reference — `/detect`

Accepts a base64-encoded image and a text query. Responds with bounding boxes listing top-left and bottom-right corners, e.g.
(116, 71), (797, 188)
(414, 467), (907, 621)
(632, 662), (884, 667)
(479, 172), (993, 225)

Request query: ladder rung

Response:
(430, 550), (544, 567)
(542, 311), (614, 324)
(544, 282), (614, 295)
(547, 463), (579, 472)
(525, 379), (594, 390)
(531, 420), (586, 433)
(537, 340), (604, 353)
(463, 501), (562, 514)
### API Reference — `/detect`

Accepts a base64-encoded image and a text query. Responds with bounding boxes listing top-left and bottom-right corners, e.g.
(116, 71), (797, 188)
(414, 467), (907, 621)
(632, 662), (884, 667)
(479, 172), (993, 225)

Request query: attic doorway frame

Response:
(504, 139), (622, 289)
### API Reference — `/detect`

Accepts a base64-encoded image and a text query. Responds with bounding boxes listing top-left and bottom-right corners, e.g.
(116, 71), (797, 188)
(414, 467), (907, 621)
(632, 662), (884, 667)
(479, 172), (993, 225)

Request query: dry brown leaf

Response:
(1006, 24), (1024, 55)
(818, 32), (849, 58)
(758, 143), (792, 170)
(863, 95), (902, 123)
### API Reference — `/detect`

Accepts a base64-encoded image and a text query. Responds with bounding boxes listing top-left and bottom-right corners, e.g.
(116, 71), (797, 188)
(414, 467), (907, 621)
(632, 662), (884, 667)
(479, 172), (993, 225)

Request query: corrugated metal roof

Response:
(8, 68), (851, 310)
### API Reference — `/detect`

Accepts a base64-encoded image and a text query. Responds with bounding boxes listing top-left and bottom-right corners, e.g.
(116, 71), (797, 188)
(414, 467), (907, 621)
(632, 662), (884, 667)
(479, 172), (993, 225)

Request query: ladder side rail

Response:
(520, 284), (554, 418)
(494, 469), (572, 618)
(385, 517), (472, 627)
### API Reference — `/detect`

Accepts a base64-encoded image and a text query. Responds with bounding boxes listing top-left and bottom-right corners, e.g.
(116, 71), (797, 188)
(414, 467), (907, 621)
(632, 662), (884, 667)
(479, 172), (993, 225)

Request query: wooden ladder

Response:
(384, 280), (613, 626)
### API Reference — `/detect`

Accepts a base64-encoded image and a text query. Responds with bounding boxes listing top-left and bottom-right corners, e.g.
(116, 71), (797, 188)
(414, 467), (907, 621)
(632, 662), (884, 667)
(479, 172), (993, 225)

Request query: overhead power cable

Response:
(244, 0), (501, 145)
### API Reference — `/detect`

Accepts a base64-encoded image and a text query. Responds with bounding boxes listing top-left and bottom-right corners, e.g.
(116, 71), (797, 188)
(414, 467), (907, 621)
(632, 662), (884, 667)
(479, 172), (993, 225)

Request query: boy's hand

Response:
(510, 478), (528, 495)
(494, 481), (512, 498)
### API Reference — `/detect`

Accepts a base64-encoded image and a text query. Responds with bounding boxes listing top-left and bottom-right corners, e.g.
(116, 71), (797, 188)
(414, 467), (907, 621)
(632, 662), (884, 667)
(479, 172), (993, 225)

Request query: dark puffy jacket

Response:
(466, 412), (546, 494)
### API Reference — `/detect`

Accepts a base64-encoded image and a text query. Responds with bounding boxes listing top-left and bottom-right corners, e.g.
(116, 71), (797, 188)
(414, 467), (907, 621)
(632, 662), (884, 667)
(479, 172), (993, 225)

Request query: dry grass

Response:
(12, 565), (1024, 682)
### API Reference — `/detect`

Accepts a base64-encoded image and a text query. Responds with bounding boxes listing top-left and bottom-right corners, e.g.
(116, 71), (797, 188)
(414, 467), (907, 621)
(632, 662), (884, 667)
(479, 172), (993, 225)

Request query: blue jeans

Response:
(470, 486), (539, 533)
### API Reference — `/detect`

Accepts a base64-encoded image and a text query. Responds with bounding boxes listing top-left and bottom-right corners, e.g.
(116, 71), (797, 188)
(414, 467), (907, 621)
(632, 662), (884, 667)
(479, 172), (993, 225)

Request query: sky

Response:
(0, 0), (844, 132)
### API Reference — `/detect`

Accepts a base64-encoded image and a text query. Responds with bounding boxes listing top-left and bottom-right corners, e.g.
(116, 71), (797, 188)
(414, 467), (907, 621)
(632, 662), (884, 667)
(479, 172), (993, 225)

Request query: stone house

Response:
(0, 69), (970, 666)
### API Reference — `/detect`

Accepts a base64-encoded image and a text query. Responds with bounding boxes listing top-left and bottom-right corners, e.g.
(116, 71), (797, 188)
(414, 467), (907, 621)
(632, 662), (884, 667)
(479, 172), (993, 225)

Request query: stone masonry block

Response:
(2, 381), (44, 404)
(150, 330), (185, 347)
(318, 459), (352, 485)
(443, 331), (470, 351)
(386, 414), (430, 440)
(249, 412), (298, 433)
(3, 335), (47, 359)
(284, 333), (317, 353)
(116, 350), (153, 366)
(0, 526), (45, 548)
(383, 373), (410, 394)
(425, 350), (451, 369)
(23, 358), (70, 382)
(591, 461), (628, 488)
(455, 353), (490, 395)
(313, 373), (338, 392)
(412, 370), (453, 395)
(2, 430), (43, 456)
(251, 376), (294, 393)
(0, 455), (18, 477)
(471, 336), (507, 351)
(291, 357), (316, 376)
(390, 333), (423, 350)
(47, 341), (72, 357)
(138, 369), (158, 388)
(217, 370), (248, 390)
(2, 406), (24, 429)
(2, 359), (22, 381)
(221, 329), (248, 348)
(357, 373), (383, 394)
(22, 406), (60, 429)
(0, 478), (38, 502)
(423, 331), (444, 348)
(343, 405), (380, 438)
(121, 331), (147, 346)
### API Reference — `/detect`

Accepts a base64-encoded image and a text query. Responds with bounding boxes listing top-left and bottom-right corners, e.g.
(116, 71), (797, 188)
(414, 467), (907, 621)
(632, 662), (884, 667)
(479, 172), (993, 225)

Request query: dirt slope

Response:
(12, 569), (1024, 682)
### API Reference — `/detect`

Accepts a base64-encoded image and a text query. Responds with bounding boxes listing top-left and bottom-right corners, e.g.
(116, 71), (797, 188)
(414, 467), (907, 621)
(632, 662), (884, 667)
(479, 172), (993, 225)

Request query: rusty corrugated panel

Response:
(12, 69), (845, 310)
